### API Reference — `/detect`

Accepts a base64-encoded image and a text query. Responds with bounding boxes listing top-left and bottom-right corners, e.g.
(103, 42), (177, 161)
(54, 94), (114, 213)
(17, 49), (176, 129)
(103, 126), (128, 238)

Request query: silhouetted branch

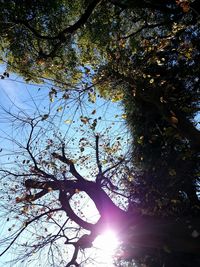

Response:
(59, 191), (95, 231)
(0, 208), (61, 256)
(65, 245), (79, 267)
(95, 135), (102, 174)
(14, 0), (101, 41)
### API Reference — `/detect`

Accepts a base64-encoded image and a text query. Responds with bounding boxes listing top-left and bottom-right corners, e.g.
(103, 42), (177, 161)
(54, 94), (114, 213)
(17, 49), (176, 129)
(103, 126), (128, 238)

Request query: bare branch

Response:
(24, 189), (48, 202)
(95, 135), (102, 174)
(0, 208), (61, 257)
(121, 19), (177, 40)
(102, 157), (125, 175)
(52, 147), (85, 181)
(26, 121), (57, 181)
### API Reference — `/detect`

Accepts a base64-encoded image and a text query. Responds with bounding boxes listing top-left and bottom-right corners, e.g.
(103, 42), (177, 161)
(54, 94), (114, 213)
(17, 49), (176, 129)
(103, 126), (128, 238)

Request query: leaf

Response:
(88, 92), (96, 103)
(84, 67), (91, 74)
(64, 119), (72, 124)
(111, 92), (124, 102)
(137, 136), (144, 144)
(170, 116), (178, 125)
(171, 199), (178, 204)
(80, 116), (90, 124)
(149, 78), (154, 83)
(80, 147), (84, 152)
(63, 93), (69, 99)
(90, 119), (97, 131)
(57, 106), (63, 112)
(169, 169), (176, 176)
(121, 114), (127, 119)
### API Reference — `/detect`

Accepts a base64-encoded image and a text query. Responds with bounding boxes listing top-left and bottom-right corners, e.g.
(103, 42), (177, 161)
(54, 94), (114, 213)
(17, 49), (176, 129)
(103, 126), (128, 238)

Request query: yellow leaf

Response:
(149, 78), (154, 84)
(88, 92), (96, 103)
(111, 92), (124, 102)
(169, 169), (176, 176)
(171, 199), (178, 204)
(64, 119), (72, 124)
(121, 114), (127, 119)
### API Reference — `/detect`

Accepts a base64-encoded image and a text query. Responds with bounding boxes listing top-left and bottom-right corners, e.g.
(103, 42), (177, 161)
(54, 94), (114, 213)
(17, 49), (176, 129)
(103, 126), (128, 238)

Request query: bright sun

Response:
(92, 230), (119, 265)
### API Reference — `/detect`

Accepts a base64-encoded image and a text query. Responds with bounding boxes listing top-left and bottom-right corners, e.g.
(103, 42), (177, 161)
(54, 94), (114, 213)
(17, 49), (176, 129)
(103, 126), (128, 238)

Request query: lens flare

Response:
(92, 229), (119, 265)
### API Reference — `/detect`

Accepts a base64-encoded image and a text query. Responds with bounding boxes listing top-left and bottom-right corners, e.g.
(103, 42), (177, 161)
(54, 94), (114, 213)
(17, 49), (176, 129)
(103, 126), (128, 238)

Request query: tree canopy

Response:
(0, 1), (200, 266)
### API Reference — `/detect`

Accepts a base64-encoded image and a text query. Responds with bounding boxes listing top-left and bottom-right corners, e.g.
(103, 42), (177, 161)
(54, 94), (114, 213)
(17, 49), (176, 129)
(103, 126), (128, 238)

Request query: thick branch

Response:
(60, 0), (102, 36)
(14, 0), (101, 41)
(25, 178), (126, 227)
(59, 191), (95, 231)
(12, 0), (102, 59)
(65, 245), (79, 267)
(24, 189), (48, 202)
(24, 179), (200, 255)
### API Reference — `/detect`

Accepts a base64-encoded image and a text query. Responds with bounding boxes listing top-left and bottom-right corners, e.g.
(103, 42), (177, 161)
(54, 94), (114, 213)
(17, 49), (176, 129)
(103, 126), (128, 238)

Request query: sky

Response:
(0, 64), (130, 267)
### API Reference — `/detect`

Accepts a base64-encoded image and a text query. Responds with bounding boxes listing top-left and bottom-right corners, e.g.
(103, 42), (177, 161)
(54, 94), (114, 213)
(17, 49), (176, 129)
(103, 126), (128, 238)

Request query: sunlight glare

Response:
(93, 229), (119, 259)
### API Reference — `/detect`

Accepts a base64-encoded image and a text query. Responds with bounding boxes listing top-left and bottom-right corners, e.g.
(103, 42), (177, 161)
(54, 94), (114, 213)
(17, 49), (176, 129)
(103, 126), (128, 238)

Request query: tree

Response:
(0, 94), (130, 266)
(0, 102), (199, 267)
(0, 1), (200, 266)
